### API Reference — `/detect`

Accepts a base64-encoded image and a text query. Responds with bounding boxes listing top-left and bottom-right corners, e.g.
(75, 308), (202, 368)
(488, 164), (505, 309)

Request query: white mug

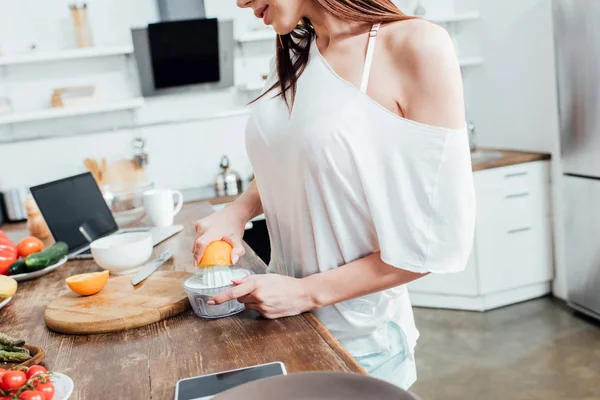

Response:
(142, 189), (183, 227)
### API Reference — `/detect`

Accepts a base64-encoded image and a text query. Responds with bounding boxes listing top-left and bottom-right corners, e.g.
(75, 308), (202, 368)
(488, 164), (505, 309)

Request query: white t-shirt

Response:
(245, 38), (475, 357)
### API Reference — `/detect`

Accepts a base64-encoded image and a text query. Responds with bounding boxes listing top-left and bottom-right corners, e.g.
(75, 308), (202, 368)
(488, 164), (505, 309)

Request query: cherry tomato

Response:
(16, 237), (44, 259)
(0, 368), (5, 379)
(18, 390), (45, 400)
(33, 380), (54, 400)
(0, 370), (26, 391)
(0, 396), (12, 400)
(25, 366), (47, 380)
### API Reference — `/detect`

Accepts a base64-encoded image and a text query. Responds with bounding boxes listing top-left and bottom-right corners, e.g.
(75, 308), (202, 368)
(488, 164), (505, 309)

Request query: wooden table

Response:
(0, 201), (365, 400)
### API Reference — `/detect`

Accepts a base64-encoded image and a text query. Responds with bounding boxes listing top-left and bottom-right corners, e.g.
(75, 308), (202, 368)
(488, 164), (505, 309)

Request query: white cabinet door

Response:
(476, 215), (554, 294)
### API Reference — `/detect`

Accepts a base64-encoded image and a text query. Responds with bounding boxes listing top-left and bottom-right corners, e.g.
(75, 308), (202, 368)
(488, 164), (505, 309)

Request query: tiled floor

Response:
(410, 297), (600, 400)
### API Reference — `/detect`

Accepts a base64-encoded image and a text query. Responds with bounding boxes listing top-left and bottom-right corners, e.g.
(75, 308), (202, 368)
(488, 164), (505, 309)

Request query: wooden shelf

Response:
(459, 57), (484, 68)
(0, 46), (134, 66)
(0, 98), (144, 125)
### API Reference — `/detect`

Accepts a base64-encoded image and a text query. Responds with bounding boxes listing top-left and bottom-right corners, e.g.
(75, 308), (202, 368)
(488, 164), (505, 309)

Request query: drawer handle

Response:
(506, 192), (530, 199)
(505, 171), (528, 178)
(508, 227), (532, 234)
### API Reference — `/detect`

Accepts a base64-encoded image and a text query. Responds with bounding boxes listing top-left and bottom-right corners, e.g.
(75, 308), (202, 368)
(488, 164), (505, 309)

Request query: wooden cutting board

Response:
(44, 271), (193, 334)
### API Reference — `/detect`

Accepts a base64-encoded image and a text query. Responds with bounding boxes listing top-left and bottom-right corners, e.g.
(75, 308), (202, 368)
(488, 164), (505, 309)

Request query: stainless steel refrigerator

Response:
(554, 0), (600, 319)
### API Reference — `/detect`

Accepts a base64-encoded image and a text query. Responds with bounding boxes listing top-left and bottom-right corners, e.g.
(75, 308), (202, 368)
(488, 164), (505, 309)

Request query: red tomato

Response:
(33, 380), (54, 400)
(0, 236), (17, 275)
(0, 370), (27, 391)
(18, 391), (45, 400)
(0, 396), (12, 400)
(0, 368), (5, 379)
(16, 237), (44, 259)
(0, 231), (6, 239)
(25, 366), (47, 380)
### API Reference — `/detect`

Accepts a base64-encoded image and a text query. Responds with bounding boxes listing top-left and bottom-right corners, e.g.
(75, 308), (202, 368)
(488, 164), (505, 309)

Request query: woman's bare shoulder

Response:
(382, 19), (465, 129)
(383, 18), (458, 75)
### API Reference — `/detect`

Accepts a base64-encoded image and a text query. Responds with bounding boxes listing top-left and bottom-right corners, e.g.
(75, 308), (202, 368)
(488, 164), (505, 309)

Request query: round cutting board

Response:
(45, 271), (192, 334)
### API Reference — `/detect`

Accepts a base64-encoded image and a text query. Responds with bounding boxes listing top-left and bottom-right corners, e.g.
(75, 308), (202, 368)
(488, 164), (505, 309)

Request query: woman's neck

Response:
(303, 3), (371, 47)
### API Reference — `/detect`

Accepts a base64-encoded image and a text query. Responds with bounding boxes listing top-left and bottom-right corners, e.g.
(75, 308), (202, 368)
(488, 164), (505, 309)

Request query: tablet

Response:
(174, 362), (287, 400)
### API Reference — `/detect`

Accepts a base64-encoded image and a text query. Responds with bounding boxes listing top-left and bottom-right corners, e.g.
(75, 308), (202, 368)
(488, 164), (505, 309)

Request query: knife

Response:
(131, 249), (173, 286)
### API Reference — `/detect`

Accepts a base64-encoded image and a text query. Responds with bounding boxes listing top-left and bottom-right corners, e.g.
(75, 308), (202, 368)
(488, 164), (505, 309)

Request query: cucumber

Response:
(8, 259), (27, 275)
(25, 242), (69, 271)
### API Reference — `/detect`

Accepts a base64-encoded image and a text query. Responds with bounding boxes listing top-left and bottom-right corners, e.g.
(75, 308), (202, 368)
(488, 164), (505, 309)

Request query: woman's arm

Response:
(303, 252), (427, 308)
(209, 253), (428, 319)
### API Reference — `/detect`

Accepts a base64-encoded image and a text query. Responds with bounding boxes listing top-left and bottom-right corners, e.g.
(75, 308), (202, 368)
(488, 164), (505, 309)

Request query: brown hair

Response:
(254, 0), (413, 110)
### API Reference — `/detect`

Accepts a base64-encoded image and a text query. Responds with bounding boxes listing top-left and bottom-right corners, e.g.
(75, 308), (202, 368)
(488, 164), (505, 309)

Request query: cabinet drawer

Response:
(475, 161), (551, 223)
(476, 215), (554, 295)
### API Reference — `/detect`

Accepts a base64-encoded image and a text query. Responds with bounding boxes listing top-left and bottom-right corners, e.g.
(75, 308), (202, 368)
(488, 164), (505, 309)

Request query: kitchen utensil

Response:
(132, 249), (173, 286)
(51, 372), (74, 400)
(183, 267), (253, 319)
(0, 296), (11, 310)
(214, 155), (243, 197)
(101, 180), (154, 225)
(214, 371), (421, 400)
(70, 3), (93, 48)
(142, 189), (183, 227)
(44, 271), (192, 334)
(0, 344), (45, 370)
(11, 256), (68, 282)
(1, 187), (28, 221)
(90, 232), (153, 275)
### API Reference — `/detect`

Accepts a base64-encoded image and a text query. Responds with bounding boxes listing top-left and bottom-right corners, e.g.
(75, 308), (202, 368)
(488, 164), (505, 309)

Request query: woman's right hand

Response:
(192, 206), (248, 265)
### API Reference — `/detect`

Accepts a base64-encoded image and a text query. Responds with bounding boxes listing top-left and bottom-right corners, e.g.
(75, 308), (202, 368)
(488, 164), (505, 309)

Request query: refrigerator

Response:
(554, 0), (600, 319)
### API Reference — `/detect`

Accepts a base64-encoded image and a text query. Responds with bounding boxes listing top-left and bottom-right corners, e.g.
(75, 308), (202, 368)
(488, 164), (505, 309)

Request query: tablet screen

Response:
(175, 362), (286, 400)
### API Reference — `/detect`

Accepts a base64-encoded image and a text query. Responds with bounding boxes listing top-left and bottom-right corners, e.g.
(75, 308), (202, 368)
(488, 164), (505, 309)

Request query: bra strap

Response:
(360, 23), (382, 93)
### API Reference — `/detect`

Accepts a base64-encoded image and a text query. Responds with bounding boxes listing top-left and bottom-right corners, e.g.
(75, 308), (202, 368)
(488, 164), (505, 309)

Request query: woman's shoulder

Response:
(380, 19), (466, 130)
(382, 18), (458, 72)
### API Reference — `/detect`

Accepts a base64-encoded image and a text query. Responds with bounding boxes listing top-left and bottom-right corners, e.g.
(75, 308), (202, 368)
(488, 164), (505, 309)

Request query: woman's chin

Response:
(273, 24), (297, 36)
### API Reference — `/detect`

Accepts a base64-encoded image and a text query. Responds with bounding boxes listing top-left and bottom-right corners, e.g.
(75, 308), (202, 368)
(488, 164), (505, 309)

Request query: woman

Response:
(193, 0), (475, 389)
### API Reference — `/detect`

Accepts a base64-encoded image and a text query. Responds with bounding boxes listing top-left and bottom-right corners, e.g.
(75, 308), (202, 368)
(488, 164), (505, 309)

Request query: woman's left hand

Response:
(208, 274), (316, 319)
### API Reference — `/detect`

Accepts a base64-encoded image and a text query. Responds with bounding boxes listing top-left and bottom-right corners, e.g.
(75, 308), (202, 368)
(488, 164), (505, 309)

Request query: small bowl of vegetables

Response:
(0, 232), (69, 283)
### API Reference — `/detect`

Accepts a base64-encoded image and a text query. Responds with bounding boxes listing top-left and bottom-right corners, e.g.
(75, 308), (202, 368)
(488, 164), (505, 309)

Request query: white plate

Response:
(52, 372), (74, 400)
(12, 256), (68, 282)
(0, 296), (11, 310)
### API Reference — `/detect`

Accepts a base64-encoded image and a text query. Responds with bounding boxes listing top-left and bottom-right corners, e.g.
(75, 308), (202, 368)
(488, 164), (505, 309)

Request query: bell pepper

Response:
(0, 236), (17, 275)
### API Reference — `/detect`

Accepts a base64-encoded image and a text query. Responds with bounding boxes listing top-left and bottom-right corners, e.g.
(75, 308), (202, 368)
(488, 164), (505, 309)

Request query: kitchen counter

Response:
(471, 148), (551, 172)
(0, 202), (365, 400)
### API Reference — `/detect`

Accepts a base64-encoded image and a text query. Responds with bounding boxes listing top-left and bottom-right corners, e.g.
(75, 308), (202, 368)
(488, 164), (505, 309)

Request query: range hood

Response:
(156, 0), (206, 21)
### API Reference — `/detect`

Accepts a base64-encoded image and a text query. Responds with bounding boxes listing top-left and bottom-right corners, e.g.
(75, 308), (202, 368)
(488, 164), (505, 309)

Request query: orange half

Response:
(197, 241), (233, 268)
(66, 270), (109, 296)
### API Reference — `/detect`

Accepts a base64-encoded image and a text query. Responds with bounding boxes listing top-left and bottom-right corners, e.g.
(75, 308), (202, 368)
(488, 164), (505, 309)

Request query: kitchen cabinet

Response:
(408, 160), (554, 311)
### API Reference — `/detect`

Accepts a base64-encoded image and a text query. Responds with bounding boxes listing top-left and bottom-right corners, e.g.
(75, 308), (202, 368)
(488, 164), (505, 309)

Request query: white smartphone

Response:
(174, 361), (287, 400)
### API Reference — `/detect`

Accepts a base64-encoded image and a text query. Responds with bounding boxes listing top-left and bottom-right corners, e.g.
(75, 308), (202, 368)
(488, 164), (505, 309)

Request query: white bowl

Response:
(90, 232), (153, 275)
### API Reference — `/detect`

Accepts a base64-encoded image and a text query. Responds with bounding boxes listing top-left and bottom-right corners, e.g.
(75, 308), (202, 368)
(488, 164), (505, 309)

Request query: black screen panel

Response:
(30, 173), (118, 253)
(148, 18), (220, 89)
